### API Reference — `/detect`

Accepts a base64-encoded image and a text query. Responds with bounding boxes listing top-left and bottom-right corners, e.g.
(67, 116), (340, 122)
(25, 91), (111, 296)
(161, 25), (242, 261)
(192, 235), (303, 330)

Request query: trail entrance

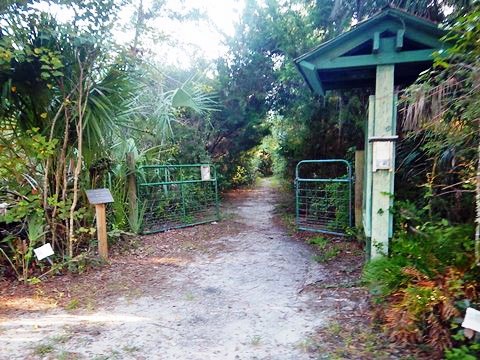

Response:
(137, 164), (220, 234)
(1, 179), (343, 360)
(295, 160), (352, 235)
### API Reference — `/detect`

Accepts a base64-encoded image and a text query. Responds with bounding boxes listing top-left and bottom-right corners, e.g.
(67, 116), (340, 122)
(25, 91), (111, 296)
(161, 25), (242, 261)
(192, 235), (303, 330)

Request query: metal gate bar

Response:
(295, 160), (352, 235)
(137, 164), (220, 234)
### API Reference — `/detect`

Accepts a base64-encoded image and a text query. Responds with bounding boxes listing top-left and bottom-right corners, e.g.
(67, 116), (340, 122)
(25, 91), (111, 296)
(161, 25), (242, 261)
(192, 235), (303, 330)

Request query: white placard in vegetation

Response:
(34, 243), (54, 260)
(462, 307), (480, 332)
(0, 202), (8, 216)
(201, 165), (211, 181)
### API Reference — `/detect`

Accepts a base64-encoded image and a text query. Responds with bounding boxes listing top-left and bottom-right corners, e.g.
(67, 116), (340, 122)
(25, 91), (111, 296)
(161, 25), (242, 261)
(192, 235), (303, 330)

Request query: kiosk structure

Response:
(294, 7), (444, 257)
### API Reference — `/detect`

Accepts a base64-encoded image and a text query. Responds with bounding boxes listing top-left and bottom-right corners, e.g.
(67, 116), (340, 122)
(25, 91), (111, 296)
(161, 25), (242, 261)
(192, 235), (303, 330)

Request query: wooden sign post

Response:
(85, 188), (114, 259)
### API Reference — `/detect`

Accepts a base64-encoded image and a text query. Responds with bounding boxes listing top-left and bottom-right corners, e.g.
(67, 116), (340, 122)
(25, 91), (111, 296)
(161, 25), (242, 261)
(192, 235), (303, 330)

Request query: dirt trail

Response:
(0, 179), (329, 360)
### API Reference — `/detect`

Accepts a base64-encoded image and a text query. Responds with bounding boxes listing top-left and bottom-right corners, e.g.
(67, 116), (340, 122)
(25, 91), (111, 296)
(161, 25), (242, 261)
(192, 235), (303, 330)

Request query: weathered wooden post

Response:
(363, 96), (375, 259)
(126, 152), (137, 227)
(96, 203), (108, 258)
(354, 150), (364, 229)
(86, 188), (114, 259)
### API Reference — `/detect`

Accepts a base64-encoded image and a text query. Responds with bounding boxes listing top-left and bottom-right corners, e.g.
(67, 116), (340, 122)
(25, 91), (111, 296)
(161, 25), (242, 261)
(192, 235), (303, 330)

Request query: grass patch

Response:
(297, 336), (321, 353)
(313, 245), (341, 263)
(280, 212), (296, 235)
(308, 236), (328, 249)
(264, 175), (286, 189)
(122, 345), (140, 353)
(327, 322), (342, 336)
(33, 343), (55, 356)
(66, 298), (79, 310)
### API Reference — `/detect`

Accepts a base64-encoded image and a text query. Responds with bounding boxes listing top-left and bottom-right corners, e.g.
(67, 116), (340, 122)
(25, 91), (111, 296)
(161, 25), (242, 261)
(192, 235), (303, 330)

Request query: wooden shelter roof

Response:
(294, 7), (446, 95)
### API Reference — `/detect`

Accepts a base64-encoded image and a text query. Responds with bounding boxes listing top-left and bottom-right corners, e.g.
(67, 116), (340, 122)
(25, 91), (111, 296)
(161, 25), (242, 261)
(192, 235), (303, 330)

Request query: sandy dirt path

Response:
(0, 179), (329, 360)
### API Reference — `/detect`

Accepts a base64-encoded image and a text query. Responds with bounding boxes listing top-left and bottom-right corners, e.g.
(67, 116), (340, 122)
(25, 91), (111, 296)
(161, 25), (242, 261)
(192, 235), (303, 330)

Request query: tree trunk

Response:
(68, 58), (86, 258)
(132, 0), (144, 53)
(51, 108), (71, 251)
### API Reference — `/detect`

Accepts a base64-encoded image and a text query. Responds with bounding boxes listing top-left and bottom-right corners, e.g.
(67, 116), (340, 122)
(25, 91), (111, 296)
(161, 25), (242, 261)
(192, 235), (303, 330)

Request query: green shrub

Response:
(364, 222), (475, 299)
(308, 236), (328, 248)
(363, 219), (479, 354)
(445, 346), (478, 360)
(362, 256), (410, 297)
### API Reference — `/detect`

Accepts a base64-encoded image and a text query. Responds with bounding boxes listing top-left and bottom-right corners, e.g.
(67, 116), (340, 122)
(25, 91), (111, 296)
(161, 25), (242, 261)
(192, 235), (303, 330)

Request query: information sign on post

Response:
(85, 188), (114, 259)
(201, 165), (211, 181)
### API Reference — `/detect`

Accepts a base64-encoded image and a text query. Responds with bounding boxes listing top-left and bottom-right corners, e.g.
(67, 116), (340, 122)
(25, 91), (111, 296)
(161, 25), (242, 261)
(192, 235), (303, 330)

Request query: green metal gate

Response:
(295, 160), (352, 235)
(137, 164), (220, 234)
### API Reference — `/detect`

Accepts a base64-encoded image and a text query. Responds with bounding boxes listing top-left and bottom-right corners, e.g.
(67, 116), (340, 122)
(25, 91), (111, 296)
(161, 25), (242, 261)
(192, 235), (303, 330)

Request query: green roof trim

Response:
(294, 7), (446, 95)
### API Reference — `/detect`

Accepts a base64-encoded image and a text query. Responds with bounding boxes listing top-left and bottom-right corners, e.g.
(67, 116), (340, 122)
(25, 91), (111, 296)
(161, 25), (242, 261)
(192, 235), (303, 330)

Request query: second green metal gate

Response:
(295, 160), (352, 235)
(137, 164), (220, 234)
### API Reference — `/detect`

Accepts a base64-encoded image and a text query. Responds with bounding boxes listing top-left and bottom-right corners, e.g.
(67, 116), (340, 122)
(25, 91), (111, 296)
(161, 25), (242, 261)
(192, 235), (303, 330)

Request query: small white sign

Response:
(34, 243), (54, 261)
(0, 202), (8, 216)
(462, 307), (480, 332)
(372, 141), (393, 172)
(201, 165), (211, 181)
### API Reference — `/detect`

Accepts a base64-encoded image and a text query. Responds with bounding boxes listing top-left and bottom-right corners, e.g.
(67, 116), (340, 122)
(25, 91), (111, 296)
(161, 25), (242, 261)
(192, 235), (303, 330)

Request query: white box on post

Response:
(369, 136), (398, 172)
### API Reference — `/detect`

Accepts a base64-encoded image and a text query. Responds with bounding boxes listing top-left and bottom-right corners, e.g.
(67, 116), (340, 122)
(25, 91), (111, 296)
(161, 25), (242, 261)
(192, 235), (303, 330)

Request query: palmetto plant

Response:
(398, 4), (480, 264)
(132, 66), (219, 144)
(0, 1), (218, 270)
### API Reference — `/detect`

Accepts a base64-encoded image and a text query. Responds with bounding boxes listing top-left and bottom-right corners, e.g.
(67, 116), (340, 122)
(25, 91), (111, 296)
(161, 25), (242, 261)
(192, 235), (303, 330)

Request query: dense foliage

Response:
(0, 0), (217, 281)
(1, 0), (479, 356)
(363, 3), (480, 358)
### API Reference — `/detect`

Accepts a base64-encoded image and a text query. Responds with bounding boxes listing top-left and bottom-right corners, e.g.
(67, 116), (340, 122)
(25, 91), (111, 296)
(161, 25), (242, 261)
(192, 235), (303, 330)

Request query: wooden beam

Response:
(404, 27), (444, 49)
(355, 150), (365, 228)
(373, 32), (380, 54)
(396, 29), (405, 51)
(297, 21), (394, 63)
(371, 64), (395, 258)
(314, 49), (434, 70)
(298, 61), (325, 95)
(299, 20), (443, 65)
(363, 95), (374, 239)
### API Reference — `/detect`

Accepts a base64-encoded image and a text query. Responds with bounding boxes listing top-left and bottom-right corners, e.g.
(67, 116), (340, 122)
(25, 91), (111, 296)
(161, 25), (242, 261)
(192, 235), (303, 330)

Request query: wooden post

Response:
(95, 203), (108, 259)
(126, 152), (137, 227)
(85, 188), (114, 260)
(363, 95), (375, 240)
(371, 64), (395, 258)
(354, 150), (364, 229)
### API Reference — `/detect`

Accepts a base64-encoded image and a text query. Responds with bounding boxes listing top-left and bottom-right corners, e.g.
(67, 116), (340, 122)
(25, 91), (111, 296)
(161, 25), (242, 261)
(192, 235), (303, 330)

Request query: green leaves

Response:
(129, 67), (219, 145)
(171, 84), (218, 115)
(0, 194), (43, 224)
